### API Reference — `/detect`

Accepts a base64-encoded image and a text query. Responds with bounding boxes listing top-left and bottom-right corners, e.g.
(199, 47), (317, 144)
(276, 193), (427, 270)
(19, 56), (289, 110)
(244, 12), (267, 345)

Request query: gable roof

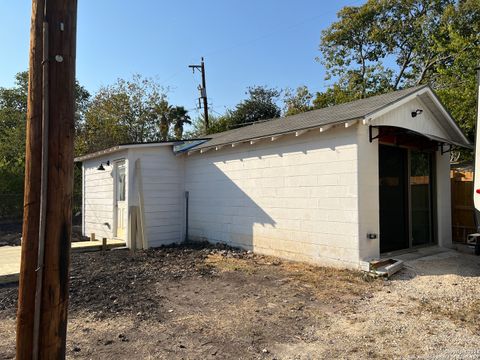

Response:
(189, 85), (471, 152)
(76, 85), (472, 162)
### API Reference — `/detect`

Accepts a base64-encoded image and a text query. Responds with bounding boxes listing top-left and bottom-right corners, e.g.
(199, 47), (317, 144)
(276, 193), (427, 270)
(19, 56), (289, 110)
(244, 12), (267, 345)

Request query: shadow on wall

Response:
(186, 159), (276, 251)
(185, 130), (358, 259)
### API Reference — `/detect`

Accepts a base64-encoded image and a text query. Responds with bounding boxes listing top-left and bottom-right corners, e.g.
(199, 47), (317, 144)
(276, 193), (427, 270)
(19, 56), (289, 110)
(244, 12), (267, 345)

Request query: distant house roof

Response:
(188, 85), (471, 153)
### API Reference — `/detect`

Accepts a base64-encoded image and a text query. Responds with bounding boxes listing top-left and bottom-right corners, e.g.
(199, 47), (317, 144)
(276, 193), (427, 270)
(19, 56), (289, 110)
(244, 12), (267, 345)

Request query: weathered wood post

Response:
(16, 0), (78, 358)
(16, 0), (45, 357)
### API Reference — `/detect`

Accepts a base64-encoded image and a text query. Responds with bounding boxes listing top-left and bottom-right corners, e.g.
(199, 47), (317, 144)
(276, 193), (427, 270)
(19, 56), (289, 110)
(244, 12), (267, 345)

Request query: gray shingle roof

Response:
(193, 85), (432, 150)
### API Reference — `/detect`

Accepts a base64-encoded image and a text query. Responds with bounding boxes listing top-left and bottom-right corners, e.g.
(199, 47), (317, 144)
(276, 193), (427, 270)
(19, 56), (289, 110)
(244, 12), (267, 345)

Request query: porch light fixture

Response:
(411, 109), (423, 118)
(97, 160), (110, 171)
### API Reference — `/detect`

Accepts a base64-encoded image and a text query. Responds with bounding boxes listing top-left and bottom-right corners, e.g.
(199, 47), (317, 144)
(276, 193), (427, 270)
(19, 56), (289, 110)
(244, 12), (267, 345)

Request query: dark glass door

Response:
(410, 151), (433, 246)
(379, 145), (409, 253)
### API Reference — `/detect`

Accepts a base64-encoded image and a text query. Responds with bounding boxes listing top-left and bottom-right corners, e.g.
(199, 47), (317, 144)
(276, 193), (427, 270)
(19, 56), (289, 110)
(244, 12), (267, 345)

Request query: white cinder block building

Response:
(75, 86), (471, 270)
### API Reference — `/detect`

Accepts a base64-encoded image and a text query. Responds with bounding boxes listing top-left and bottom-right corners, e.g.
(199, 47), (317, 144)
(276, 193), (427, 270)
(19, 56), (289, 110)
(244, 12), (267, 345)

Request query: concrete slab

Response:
(0, 246), (21, 284)
(393, 246), (450, 262)
(0, 239), (125, 284)
(393, 247), (480, 278)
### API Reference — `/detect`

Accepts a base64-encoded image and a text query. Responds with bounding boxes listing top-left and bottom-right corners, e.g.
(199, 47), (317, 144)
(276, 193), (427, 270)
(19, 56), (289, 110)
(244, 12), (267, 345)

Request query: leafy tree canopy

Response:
(77, 75), (193, 155)
(76, 74), (168, 155)
(189, 86), (282, 136)
(0, 71), (89, 194)
(283, 86), (314, 116)
(228, 86), (281, 127)
(315, 0), (480, 143)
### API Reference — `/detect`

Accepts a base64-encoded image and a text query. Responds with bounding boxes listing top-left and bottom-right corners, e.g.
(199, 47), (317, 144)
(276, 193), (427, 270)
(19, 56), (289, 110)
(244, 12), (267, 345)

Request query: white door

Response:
(115, 162), (126, 239)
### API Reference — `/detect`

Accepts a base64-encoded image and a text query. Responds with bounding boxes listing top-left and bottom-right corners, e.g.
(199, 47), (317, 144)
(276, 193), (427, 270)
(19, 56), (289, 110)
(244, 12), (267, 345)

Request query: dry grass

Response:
(2, 246), (479, 359)
(205, 252), (377, 300)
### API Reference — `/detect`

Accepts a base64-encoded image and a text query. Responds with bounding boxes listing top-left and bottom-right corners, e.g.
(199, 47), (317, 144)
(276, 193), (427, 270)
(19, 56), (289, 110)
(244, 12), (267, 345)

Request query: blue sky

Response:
(0, 0), (364, 118)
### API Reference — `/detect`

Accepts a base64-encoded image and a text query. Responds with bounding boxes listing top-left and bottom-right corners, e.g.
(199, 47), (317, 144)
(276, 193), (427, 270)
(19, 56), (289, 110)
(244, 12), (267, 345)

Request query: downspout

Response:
(184, 191), (189, 242)
(32, 8), (49, 358)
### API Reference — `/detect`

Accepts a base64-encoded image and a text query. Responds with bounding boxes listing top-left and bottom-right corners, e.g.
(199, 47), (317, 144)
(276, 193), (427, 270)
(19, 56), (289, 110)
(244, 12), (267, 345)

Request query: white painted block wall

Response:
(356, 123), (454, 262)
(82, 152), (128, 240)
(128, 147), (185, 247)
(436, 150), (452, 248)
(357, 125), (380, 267)
(185, 126), (362, 268)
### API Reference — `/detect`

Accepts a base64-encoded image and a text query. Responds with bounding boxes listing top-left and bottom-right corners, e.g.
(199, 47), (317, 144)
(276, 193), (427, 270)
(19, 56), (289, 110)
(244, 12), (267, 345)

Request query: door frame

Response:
(113, 159), (126, 239)
(379, 143), (437, 254)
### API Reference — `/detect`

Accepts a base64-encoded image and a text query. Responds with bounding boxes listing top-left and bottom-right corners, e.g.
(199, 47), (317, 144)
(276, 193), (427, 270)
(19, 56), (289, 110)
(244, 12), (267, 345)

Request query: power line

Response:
(203, 0), (365, 58)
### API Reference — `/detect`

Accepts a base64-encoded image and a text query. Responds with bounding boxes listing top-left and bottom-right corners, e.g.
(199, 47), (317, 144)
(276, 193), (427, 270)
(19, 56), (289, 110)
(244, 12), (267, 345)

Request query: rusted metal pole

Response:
(16, 0), (45, 357)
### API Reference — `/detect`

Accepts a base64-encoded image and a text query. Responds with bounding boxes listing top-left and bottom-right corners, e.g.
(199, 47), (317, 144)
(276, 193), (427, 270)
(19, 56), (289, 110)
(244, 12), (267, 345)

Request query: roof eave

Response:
(74, 142), (177, 162)
(184, 118), (363, 155)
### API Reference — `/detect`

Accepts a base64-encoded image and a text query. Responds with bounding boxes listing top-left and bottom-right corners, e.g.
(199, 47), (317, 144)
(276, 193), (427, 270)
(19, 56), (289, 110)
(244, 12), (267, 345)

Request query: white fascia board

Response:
(74, 142), (175, 162)
(74, 146), (122, 162)
(420, 90), (470, 144)
(365, 87), (429, 122)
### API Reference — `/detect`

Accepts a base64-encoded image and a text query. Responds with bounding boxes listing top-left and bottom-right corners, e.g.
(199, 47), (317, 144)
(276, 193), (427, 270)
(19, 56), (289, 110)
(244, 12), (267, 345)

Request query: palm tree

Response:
(170, 106), (192, 139)
(154, 99), (172, 141)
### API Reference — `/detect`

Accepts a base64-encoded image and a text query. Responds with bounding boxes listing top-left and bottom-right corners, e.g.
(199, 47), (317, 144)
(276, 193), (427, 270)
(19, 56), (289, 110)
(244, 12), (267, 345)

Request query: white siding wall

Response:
(436, 150), (452, 248)
(185, 127), (361, 268)
(83, 152), (127, 239)
(357, 126), (380, 268)
(128, 147), (184, 247)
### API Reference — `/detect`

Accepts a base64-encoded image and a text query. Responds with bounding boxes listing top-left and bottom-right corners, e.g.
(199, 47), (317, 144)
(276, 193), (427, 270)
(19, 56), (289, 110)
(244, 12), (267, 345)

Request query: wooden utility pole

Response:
(16, 0), (78, 359)
(16, 0), (45, 357)
(188, 57), (209, 130)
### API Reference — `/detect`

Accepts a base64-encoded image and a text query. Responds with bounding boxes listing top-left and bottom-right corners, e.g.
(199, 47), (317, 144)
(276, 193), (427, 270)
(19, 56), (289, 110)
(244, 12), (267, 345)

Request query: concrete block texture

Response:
(185, 127), (363, 269)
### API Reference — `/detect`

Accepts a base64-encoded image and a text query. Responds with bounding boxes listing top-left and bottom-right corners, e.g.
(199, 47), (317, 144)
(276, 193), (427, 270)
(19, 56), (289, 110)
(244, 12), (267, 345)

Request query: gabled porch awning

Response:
(369, 125), (473, 150)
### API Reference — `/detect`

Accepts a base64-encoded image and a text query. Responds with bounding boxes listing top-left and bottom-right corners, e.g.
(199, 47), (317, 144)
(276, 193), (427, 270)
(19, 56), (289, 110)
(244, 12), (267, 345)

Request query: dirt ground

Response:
(0, 221), (87, 247)
(1, 243), (480, 360)
(0, 221), (22, 247)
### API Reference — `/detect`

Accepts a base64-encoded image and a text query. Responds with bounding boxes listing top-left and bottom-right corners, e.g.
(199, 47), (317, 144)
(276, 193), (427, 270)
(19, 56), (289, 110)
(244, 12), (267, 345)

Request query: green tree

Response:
(312, 84), (358, 109)
(0, 72), (28, 193)
(77, 74), (166, 154)
(283, 86), (313, 116)
(316, 0), (480, 141)
(169, 106), (192, 139)
(185, 114), (231, 138)
(187, 86), (282, 137)
(229, 86), (281, 127)
(153, 98), (172, 141)
(0, 71), (90, 194)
